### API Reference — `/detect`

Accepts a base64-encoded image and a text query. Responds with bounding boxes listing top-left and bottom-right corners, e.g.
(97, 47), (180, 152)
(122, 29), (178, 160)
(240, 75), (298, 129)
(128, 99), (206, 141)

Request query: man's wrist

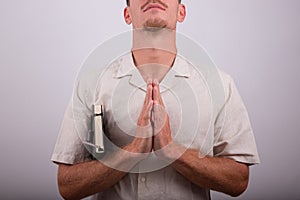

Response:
(123, 141), (150, 161)
(154, 141), (185, 161)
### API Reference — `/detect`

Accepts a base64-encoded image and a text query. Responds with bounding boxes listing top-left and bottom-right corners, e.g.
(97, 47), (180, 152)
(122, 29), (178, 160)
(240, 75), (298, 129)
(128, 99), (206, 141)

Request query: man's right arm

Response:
(57, 143), (143, 200)
(57, 83), (154, 200)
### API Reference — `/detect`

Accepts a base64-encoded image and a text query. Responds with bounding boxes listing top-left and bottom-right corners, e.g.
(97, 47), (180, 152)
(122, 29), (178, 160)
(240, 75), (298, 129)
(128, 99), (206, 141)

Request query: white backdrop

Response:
(0, 0), (299, 199)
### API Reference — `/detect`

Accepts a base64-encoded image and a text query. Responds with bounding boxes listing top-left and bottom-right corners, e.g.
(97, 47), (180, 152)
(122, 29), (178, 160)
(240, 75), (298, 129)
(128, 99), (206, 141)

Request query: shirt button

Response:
(141, 177), (146, 182)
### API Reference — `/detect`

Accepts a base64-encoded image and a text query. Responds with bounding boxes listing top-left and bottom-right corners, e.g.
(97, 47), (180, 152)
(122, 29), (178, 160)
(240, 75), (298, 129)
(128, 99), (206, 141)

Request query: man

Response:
(51, 0), (260, 199)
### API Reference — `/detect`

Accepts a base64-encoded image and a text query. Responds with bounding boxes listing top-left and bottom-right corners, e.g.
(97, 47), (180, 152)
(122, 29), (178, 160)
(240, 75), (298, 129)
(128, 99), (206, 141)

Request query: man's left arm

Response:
(170, 145), (249, 197)
(152, 81), (250, 197)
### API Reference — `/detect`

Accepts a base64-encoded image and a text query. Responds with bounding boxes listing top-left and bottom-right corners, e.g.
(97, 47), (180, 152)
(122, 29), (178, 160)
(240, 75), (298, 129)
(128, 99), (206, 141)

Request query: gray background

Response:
(0, 0), (299, 199)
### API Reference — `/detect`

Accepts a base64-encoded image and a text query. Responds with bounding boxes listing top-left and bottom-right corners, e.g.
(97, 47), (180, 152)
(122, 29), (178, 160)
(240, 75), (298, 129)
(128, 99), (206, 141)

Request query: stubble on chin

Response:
(143, 18), (167, 30)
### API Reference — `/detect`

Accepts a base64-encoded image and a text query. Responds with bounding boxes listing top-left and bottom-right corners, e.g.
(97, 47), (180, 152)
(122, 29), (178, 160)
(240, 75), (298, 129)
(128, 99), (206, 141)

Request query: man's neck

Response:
(132, 48), (176, 68)
(132, 28), (177, 68)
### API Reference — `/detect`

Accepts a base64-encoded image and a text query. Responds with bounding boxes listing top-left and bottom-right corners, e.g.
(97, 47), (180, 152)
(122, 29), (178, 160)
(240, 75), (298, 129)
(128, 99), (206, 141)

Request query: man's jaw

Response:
(143, 18), (167, 30)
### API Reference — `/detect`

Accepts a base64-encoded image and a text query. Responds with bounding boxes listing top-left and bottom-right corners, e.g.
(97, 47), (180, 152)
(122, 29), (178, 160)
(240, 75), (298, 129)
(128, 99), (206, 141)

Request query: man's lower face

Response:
(143, 18), (167, 29)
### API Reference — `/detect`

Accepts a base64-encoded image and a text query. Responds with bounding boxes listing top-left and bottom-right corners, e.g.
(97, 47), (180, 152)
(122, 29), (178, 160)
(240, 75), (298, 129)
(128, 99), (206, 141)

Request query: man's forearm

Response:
(170, 147), (249, 197)
(57, 145), (145, 200)
(58, 160), (127, 200)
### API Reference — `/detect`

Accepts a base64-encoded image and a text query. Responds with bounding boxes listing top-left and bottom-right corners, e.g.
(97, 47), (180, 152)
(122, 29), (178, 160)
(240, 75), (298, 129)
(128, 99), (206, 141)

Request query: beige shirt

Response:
(51, 53), (260, 200)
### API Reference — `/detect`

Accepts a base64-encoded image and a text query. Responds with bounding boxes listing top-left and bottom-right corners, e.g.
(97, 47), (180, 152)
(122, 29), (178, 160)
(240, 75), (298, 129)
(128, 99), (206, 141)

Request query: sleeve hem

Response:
(51, 154), (92, 165)
(215, 155), (261, 165)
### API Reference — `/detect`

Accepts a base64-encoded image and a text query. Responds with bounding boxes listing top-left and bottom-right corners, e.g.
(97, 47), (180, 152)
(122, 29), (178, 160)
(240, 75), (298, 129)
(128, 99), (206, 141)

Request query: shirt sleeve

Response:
(213, 74), (260, 165)
(51, 101), (92, 165)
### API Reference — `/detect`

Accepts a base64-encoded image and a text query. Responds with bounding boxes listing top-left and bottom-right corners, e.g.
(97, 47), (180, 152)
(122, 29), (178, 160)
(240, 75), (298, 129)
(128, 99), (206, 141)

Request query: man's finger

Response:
(146, 100), (154, 119)
(153, 80), (165, 107)
(143, 80), (153, 107)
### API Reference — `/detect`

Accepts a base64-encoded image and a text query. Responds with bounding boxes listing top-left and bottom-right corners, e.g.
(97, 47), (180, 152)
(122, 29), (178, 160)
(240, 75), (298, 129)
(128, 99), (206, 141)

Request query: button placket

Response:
(137, 174), (148, 199)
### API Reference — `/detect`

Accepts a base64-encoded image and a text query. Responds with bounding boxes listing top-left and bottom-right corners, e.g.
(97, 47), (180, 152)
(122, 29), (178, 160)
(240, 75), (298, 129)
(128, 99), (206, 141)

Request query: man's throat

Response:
(132, 49), (176, 68)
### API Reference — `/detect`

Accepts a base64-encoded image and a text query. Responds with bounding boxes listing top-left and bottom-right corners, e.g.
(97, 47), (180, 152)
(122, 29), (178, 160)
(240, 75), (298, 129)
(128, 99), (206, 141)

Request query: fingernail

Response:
(153, 79), (159, 85)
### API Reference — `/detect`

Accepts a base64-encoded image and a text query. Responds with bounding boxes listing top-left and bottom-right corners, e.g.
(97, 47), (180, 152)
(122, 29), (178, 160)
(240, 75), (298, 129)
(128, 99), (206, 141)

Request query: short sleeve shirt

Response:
(51, 53), (260, 200)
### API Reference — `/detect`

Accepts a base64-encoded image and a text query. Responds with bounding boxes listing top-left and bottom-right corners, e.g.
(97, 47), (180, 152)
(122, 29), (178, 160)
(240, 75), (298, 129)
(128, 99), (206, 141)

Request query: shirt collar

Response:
(114, 53), (191, 92)
(114, 53), (136, 78)
(172, 55), (191, 78)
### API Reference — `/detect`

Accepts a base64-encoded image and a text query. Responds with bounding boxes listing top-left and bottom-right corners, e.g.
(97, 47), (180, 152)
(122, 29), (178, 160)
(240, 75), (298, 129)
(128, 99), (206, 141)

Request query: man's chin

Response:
(144, 26), (167, 32)
(143, 19), (167, 31)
